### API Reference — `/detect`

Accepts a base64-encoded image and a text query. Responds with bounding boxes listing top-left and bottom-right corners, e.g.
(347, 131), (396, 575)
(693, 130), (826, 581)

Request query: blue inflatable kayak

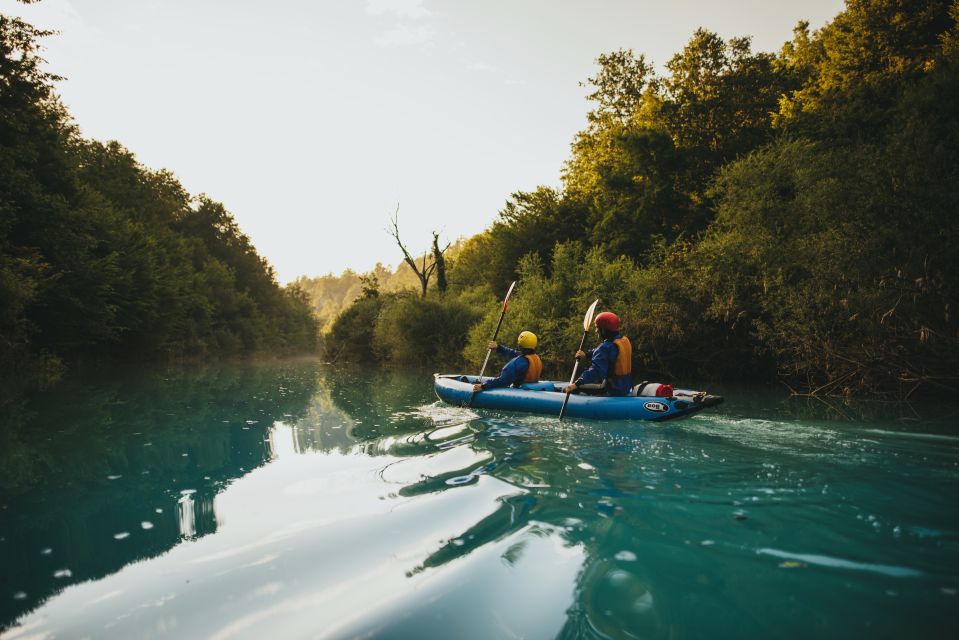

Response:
(434, 374), (723, 421)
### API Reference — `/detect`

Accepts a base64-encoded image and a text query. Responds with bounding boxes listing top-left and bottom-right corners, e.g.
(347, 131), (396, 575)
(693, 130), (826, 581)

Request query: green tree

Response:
(581, 48), (655, 127)
(1, 11), (317, 388)
(658, 30), (785, 207)
(776, 0), (955, 138)
(373, 293), (480, 366)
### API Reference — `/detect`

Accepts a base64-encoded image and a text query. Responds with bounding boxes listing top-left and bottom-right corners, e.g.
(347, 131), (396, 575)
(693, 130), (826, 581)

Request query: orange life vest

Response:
(612, 336), (632, 377)
(523, 354), (543, 382)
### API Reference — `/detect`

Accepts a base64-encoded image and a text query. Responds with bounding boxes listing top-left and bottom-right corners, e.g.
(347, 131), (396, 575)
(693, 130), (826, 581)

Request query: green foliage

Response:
(683, 119), (957, 392)
(324, 288), (480, 367)
(443, 188), (589, 292)
(578, 125), (688, 258)
(323, 294), (386, 364)
(462, 244), (641, 377)
(373, 293), (481, 366)
(776, 0), (955, 138)
(317, 1), (959, 396)
(0, 13), (318, 392)
(582, 49), (655, 127)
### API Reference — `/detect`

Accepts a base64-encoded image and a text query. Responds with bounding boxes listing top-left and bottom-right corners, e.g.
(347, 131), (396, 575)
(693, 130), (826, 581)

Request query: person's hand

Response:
(472, 383), (483, 392)
(487, 341), (498, 350)
(564, 383), (577, 393)
(575, 350), (586, 359)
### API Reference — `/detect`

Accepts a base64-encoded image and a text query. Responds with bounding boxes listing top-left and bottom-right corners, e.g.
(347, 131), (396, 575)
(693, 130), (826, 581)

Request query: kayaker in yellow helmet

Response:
(472, 331), (543, 392)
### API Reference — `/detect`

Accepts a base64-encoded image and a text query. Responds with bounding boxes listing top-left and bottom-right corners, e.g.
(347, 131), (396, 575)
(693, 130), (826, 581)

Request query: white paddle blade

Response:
(583, 299), (600, 331)
(502, 280), (517, 311)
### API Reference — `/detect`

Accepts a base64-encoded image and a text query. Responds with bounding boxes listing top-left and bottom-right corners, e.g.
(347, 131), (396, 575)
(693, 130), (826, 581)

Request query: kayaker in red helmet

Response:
(563, 311), (633, 396)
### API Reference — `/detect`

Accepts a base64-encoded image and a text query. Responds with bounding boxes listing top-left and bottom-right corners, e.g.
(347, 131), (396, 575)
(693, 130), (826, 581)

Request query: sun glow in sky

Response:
(6, 0), (844, 283)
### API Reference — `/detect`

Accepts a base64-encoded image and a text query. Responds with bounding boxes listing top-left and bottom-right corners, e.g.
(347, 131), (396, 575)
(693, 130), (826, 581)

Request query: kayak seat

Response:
(519, 381), (558, 392)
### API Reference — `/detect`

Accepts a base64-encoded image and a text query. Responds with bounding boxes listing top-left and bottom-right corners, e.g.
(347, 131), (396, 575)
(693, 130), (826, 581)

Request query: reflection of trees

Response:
(0, 361), (319, 628)
(325, 364), (438, 443)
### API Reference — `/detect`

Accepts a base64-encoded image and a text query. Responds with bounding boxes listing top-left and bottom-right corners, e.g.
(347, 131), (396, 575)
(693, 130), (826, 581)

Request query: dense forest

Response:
(0, 11), (319, 396)
(324, 0), (959, 397)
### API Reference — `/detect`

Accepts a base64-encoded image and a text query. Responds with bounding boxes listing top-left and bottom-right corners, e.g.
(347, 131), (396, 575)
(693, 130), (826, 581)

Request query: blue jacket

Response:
(575, 334), (632, 396)
(481, 345), (530, 390)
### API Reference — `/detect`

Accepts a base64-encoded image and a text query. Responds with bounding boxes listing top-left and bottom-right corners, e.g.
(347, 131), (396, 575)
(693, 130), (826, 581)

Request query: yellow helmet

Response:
(517, 331), (538, 349)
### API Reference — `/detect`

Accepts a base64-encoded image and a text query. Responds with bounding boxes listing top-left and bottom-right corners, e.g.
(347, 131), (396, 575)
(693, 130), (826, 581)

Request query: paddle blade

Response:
(502, 280), (517, 311)
(583, 299), (600, 331)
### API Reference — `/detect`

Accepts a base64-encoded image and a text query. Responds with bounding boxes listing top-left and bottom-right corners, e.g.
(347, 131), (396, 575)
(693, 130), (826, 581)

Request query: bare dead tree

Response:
(432, 231), (449, 293)
(387, 204), (450, 297)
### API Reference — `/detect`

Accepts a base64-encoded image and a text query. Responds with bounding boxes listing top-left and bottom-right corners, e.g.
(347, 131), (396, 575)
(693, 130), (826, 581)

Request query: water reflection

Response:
(2, 362), (957, 638)
(0, 361), (321, 628)
(316, 371), (958, 638)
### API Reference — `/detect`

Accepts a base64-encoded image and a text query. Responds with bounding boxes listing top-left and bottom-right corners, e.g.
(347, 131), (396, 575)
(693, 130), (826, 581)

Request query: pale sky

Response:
(6, 0), (845, 283)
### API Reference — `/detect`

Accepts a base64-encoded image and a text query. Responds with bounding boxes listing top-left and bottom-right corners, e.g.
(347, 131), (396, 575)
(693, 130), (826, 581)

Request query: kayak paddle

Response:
(466, 280), (517, 406)
(559, 298), (599, 421)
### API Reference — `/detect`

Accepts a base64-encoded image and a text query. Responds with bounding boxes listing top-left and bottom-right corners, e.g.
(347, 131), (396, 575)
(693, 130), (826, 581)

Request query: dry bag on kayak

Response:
(632, 381), (674, 397)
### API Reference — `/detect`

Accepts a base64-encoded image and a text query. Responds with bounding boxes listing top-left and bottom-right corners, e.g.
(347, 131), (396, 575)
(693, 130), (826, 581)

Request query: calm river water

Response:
(1, 359), (957, 639)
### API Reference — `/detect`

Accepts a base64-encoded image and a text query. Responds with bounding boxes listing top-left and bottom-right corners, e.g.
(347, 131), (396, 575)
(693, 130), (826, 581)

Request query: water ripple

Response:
(756, 548), (922, 577)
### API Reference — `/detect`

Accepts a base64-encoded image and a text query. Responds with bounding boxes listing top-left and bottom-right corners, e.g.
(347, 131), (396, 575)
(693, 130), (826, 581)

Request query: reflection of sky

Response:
(177, 492), (196, 539)
(8, 441), (582, 639)
(266, 422), (297, 459)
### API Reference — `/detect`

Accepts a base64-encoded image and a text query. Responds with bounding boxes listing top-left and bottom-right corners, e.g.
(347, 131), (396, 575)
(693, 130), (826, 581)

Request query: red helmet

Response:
(594, 311), (620, 332)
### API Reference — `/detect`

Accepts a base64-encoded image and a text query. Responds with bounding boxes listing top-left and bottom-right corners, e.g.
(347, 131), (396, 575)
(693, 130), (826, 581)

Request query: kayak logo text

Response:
(643, 401), (668, 413)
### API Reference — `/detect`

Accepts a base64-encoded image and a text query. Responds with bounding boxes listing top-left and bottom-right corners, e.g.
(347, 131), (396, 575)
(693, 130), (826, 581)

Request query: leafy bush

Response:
(323, 294), (385, 364)
(373, 293), (481, 367)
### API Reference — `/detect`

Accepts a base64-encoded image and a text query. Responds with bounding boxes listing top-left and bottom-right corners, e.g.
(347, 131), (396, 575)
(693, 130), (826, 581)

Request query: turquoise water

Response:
(1, 360), (957, 639)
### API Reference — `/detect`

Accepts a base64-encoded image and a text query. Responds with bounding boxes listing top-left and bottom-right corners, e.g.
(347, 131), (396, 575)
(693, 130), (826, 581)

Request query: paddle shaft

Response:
(559, 329), (591, 421)
(466, 281), (517, 407)
(477, 307), (508, 380)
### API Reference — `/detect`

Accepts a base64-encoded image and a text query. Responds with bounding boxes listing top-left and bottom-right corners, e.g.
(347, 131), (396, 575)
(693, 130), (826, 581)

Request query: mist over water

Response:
(1, 361), (956, 638)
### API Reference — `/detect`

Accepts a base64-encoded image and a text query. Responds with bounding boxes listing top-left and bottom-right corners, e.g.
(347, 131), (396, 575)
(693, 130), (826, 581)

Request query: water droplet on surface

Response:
(107, 475), (122, 480)
(53, 569), (72, 578)
(141, 521), (154, 530)
(40, 548), (52, 555)
(615, 550), (637, 561)
(13, 591), (27, 600)
(114, 532), (130, 540)
(607, 569), (632, 586)
(632, 591), (654, 612)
